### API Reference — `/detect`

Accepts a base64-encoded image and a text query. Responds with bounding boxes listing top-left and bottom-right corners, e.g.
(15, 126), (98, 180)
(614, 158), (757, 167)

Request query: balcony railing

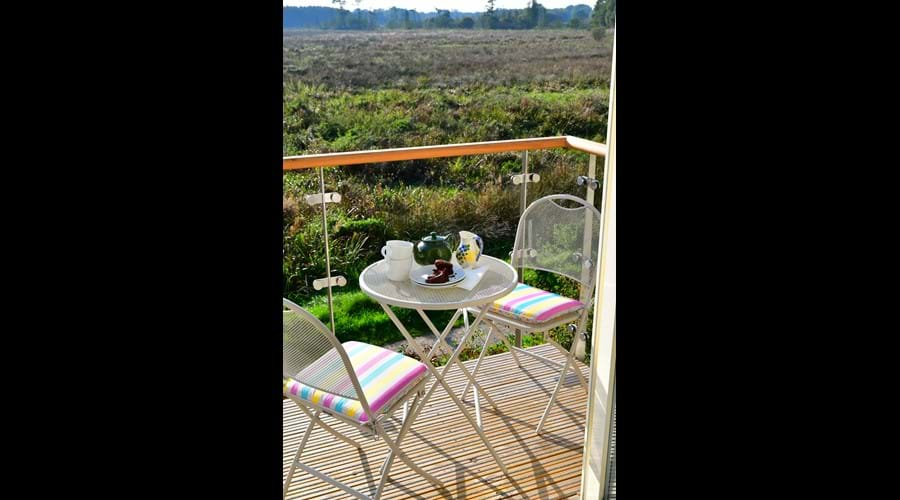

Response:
(283, 135), (607, 349)
(283, 135), (608, 499)
(283, 135), (607, 170)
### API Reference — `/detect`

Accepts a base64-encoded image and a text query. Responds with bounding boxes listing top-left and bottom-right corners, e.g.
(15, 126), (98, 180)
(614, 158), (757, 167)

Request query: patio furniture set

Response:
(283, 194), (602, 499)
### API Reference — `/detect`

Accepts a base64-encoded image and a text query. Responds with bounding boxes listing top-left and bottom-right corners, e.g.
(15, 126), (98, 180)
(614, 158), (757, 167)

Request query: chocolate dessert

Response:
(425, 260), (454, 283)
(434, 259), (452, 271)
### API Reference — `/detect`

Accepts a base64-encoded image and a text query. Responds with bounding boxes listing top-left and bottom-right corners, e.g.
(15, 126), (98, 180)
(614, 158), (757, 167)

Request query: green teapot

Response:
(413, 232), (454, 266)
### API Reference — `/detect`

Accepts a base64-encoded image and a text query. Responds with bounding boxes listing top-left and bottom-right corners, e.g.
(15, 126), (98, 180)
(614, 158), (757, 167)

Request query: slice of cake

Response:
(426, 260), (454, 283)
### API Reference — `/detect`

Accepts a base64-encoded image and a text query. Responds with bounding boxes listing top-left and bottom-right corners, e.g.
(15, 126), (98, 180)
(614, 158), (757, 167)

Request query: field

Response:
(283, 29), (613, 353)
(283, 29), (611, 90)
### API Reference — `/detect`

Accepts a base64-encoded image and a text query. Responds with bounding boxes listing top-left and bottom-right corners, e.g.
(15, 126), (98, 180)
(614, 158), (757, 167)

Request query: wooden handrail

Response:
(565, 136), (608, 157)
(282, 135), (606, 170)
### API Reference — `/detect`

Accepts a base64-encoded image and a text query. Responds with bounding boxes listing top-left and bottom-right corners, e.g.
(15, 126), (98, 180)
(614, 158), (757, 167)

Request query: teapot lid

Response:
(423, 232), (444, 241)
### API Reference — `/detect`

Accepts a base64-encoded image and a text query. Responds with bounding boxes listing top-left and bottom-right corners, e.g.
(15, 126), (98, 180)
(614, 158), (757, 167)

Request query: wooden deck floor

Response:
(283, 343), (590, 499)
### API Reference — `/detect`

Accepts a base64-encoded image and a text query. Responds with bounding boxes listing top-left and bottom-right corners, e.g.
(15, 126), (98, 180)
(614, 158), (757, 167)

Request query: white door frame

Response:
(580, 26), (616, 500)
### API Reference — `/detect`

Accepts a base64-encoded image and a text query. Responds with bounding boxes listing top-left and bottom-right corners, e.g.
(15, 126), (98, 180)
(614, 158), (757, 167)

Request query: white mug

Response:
(381, 240), (413, 260)
(381, 241), (413, 282)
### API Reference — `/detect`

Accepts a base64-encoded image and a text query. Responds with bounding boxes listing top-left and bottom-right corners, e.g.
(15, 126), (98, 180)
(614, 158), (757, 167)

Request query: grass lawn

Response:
(302, 288), (463, 346)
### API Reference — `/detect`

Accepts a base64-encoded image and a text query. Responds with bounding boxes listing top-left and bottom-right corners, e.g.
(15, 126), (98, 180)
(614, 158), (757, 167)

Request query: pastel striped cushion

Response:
(283, 341), (428, 423)
(489, 283), (584, 324)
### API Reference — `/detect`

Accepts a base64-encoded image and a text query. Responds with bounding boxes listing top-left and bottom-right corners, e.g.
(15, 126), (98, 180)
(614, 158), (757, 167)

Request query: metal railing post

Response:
(515, 151), (529, 349)
(318, 167), (337, 337)
(574, 154), (599, 360)
(518, 150), (529, 280)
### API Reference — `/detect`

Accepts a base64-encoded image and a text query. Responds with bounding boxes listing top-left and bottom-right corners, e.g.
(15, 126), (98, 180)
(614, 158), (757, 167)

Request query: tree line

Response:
(282, 3), (605, 30)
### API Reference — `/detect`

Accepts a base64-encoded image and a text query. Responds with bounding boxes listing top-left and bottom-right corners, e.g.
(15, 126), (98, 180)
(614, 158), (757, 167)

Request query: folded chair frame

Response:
(283, 299), (443, 500)
(463, 306), (591, 434)
(463, 194), (600, 435)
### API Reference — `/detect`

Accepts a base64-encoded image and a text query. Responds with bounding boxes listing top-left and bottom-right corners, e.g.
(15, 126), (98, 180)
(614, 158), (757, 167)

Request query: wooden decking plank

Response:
(284, 396), (589, 497)
(284, 370), (587, 466)
(284, 390), (587, 467)
(284, 377), (585, 477)
(283, 346), (587, 498)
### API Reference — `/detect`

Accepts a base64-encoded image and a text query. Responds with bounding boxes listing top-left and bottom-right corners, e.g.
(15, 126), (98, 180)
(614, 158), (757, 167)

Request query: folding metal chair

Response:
(282, 298), (442, 499)
(464, 194), (602, 434)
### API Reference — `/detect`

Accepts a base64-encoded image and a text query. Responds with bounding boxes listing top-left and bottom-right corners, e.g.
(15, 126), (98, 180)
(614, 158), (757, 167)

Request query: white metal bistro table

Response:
(359, 255), (518, 477)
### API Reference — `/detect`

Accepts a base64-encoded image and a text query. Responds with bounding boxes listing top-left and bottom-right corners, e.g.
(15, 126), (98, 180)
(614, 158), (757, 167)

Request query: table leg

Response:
(422, 309), (462, 359)
(460, 321), (494, 403)
(379, 303), (510, 477)
(461, 309), (485, 428)
(414, 309), (500, 412)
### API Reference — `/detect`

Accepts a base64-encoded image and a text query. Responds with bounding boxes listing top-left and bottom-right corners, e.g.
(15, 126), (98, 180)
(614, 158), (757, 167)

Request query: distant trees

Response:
(385, 8), (422, 29)
(282, 4), (593, 31)
(354, 0), (364, 26)
(423, 10), (478, 29)
(332, 0), (349, 28)
(569, 6), (589, 28)
(591, 0), (615, 28)
(482, 0), (499, 29)
(527, 0), (545, 28)
(425, 10), (453, 28)
(590, 0), (614, 40)
(478, 1), (585, 30)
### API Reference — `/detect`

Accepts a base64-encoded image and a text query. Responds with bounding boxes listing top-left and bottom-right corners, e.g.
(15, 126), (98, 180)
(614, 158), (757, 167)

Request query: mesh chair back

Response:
(283, 299), (360, 400)
(512, 194), (603, 291)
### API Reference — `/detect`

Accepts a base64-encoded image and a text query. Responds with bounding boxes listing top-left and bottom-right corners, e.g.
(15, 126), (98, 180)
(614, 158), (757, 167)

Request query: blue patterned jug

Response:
(456, 231), (483, 269)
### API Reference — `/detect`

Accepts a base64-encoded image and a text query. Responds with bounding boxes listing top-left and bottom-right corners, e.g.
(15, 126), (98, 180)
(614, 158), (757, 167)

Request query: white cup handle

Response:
(382, 246), (389, 258)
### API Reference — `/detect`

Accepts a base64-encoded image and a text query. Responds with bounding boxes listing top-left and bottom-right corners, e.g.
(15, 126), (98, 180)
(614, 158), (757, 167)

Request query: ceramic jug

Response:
(456, 231), (483, 269)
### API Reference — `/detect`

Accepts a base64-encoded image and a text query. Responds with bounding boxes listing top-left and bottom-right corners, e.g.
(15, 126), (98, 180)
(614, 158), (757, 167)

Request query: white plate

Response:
(409, 264), (466, 288)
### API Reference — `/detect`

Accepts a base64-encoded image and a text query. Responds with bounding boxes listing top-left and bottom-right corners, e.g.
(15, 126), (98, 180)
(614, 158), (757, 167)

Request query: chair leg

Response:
(372, 393), (443, 499)
(372, 434), (395, 500)
(295, 402), (363, 449)
(535, 336), (590, 435)
(548, 338), (589, 392)
(536, 354), (571, 435)
(284, 394), (441, 500)
(498, 326), (524, 368)
(283, 409), (320, 499)
(376, 424), (443, 492)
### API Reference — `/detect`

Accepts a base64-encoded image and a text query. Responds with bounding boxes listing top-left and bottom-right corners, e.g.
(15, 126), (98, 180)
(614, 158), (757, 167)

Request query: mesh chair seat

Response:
(284, 341), (428, 423)
(488, 283), (585, 324)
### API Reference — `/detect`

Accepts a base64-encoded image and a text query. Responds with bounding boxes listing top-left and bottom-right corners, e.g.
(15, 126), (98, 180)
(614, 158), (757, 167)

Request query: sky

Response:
(284, 0), (588, 14)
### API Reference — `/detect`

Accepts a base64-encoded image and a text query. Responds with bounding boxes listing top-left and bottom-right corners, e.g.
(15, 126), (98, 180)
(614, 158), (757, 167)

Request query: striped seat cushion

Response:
(489, 283), (585, 324)
(283, 341), (428, 423)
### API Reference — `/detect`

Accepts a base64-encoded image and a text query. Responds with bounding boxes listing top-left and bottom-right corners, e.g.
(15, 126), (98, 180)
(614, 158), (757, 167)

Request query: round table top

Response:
(359, 255), (518, 311)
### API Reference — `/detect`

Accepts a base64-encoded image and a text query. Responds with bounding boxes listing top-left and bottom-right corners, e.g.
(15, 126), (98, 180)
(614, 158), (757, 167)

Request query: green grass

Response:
(302, 289), (463, 346)
(283, 86), (608, 157)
